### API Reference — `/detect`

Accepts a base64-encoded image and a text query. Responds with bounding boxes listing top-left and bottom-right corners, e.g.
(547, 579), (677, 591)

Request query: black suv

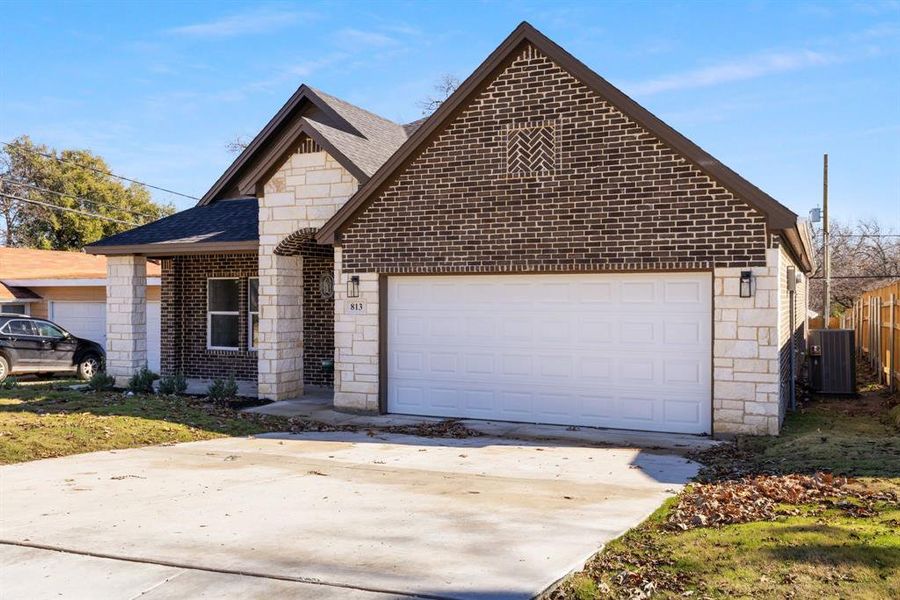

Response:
(0, 314), (104, 382)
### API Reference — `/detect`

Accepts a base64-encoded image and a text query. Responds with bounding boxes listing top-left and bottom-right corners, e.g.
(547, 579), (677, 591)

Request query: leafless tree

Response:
(809, 218), (900, 316)
(226, 136), (251, 155)
(416, 74), (461, 115)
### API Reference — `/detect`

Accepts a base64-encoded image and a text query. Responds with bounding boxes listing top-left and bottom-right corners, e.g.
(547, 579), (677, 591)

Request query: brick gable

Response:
(340, 43), (768, 273)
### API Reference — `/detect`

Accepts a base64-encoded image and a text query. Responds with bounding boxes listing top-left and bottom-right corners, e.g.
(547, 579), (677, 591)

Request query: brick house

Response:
(87, 23), (813, 436)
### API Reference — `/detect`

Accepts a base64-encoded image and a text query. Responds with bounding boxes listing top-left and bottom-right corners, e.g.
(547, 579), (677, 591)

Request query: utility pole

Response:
(823, 153), (830, 328)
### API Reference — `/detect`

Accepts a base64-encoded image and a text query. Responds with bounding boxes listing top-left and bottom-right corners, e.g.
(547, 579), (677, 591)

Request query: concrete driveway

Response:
(0, 432), (698, 599)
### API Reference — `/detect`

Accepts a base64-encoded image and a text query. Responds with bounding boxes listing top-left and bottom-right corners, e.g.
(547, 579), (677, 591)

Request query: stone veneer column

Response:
(256, 147), (359, 399)
(106, 255), (147, 387)
(332, 247), (380, 412)
(257, 252), (303, 400)
(712, 248), (781, 435)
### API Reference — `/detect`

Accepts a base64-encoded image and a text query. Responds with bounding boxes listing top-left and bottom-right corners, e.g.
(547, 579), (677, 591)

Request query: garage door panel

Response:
(500, 391), (533, 417)
(621, 281), (657, 303)
(388, 273), (711, 434)
(664, 399), (702, 425)
(664, 359), (703, 384)
(664, 279), (705, 304)
(577, 356), (613, 380)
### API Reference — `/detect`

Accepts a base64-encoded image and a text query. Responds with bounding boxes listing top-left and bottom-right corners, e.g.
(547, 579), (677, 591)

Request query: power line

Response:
(810, 275), (900, 279)
(827, 233), (900, 238)
(0, 178), (158, 219)
(1, 140), (199, 201)
(0, 192), (135, 226)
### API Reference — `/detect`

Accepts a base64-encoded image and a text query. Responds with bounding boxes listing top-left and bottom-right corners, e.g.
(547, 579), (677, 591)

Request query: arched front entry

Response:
(271, 228), (335, 389)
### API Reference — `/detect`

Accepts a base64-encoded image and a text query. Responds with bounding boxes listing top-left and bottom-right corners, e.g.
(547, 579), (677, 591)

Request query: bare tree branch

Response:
(809, 218), (900, 316)
(416, 74), (461, 115)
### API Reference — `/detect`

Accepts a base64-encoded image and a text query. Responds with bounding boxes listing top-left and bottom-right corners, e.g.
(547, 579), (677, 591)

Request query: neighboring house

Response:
(0, 247), (163, 371)
(86, 23), (814, 436)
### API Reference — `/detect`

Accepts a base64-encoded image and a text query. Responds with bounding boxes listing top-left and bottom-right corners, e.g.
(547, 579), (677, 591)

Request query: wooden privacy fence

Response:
(840, 281), (900, 391)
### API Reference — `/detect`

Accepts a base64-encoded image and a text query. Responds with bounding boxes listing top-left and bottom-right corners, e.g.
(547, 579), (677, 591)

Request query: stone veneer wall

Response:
(332, 247), (379, 411)
(160, 253), (258, 381)
(712, 247), (782, 435)
(257, 141), (357, 400)
(105, 255), (147, 387)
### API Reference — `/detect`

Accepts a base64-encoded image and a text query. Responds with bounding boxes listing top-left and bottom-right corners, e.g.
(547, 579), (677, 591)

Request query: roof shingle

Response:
(86, 198), (258, 252)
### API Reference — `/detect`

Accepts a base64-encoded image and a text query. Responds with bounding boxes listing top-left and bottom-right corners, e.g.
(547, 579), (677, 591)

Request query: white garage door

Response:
(387, 273), (712, 434)
(50, 301), (161, 373)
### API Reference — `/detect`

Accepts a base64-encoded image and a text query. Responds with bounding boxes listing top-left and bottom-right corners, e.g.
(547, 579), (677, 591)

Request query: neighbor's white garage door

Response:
(387, 273), (712, 434)
(50, 301), (161, 373)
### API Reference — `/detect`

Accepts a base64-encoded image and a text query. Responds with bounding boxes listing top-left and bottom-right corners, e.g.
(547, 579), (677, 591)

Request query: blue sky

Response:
(1, 1), (898, 226)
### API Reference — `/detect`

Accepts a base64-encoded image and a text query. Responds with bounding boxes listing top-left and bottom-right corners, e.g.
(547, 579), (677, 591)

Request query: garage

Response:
(49, 301), (162, 373)
(387, 273), (712, 434)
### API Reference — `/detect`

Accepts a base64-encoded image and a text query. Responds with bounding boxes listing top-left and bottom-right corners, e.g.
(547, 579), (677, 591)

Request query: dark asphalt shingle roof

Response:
(306, 88), (410, 178)
(86, 198), (258, 248)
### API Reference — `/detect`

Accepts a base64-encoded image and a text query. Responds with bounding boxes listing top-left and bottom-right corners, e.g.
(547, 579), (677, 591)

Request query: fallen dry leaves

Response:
(667, 472), (898, 530)
(381, 419), (482, 439)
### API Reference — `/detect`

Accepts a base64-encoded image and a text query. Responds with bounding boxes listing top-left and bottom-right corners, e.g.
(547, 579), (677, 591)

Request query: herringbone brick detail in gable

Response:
(507, 123), (556, 175)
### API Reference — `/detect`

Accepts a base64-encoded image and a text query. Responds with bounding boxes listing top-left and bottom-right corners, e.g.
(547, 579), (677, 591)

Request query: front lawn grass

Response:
(0, 383), (292, 464)
(552, 367), (900, 600)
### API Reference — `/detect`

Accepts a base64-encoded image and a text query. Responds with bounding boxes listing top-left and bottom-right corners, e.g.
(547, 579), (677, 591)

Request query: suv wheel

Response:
(0, 356), (8, 382)
(77, 354), (101, 381)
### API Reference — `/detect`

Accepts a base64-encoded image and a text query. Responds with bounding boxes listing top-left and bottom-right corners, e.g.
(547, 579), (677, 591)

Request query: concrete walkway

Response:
(1, 433), (699, 599)
(245, 395), (720, 454)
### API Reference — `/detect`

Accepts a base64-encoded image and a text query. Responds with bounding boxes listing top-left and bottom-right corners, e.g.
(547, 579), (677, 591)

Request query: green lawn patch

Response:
(551, 369), (900, 600)
(0, 384), (293, 464)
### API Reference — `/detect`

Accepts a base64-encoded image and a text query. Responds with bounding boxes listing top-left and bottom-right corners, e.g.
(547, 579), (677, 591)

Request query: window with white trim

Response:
(207, 278), (240, 350)
(248, 277), (259, 350)
(1, 303), (28, 315)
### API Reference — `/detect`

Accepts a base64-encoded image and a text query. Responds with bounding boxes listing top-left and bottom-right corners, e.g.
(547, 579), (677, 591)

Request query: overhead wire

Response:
(1, 140), (199, 200)
(0, 192), (136, 226)
(0, 178), (158, 220)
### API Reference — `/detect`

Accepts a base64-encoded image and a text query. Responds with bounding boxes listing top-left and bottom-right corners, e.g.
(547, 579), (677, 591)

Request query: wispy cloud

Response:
(166, 8), (314, 38)
(334, 28), (399, 47)
(626, 49), (836, 96)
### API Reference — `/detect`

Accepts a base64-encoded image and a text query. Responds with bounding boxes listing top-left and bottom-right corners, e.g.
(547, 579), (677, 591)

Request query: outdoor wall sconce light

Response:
(739, 271), (753, 298)
(347, 275), (360, 298)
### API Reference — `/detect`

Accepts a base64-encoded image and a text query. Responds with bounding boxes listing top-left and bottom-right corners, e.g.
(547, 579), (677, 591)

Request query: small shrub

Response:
(1, 376), (20, 390)
(158, 372), (188, 395)
(87, 371), (116, 392)
(127, 367), (157, 394)
(888, 404), (900, 431)
(208, 376), (239, 404)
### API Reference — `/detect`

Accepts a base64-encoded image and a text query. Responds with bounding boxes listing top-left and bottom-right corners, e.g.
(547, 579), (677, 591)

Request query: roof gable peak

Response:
(316, 21), (800, 254)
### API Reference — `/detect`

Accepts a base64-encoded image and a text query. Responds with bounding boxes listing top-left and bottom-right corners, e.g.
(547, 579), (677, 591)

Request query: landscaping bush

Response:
(87, 371), (116, 392)
(207, 376), (239, 404)
(127, 367), (157, 394)
(1, 376), (19, 390)
(158, 372), (187, 395)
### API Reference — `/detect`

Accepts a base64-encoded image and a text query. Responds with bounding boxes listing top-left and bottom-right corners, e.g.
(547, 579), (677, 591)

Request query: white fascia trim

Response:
(3, 278), (162, 287)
